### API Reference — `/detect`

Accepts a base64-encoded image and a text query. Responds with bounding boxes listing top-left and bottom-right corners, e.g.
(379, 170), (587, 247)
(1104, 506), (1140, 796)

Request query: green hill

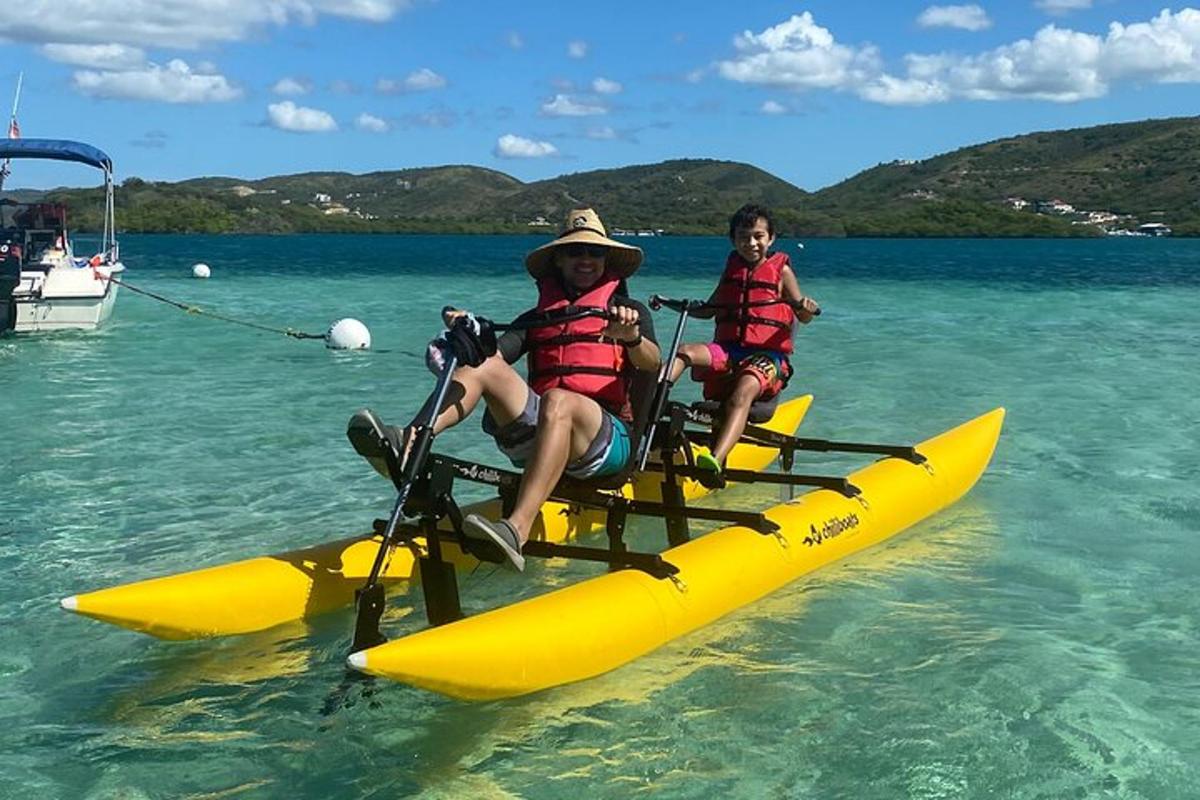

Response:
(810, 115), (1200, 235)
(6, 115), (1199, 236)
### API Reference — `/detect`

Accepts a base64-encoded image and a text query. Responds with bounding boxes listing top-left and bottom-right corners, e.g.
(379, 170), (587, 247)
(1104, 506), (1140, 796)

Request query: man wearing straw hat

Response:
(349, 208), (661, 571)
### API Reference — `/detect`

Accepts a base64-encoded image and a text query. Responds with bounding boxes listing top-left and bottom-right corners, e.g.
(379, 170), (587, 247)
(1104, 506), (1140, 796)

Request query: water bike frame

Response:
(350, 297), (928, 646)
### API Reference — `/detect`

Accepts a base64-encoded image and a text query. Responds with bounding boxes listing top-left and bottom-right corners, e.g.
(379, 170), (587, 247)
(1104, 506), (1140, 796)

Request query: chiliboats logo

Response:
(802, 512), (860, 547)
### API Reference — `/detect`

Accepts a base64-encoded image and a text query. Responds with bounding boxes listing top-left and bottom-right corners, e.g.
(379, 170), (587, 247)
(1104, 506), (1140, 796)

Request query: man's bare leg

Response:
(410, 353), (531, 434)
(505, 388), (606, 541)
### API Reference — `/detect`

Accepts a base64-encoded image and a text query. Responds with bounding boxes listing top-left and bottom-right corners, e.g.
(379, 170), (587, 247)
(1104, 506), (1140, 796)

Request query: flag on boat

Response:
(7, 118), (18, 139)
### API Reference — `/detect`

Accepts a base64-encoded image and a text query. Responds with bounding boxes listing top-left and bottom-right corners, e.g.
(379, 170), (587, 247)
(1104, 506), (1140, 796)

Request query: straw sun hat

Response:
(524, 208), (643, 279)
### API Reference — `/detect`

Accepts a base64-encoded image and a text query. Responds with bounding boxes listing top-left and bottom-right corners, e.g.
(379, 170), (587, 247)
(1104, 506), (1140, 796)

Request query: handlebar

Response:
(649, 295), (709, 314)
(443, 305), (613, 333)
(650, 295), (821, 316)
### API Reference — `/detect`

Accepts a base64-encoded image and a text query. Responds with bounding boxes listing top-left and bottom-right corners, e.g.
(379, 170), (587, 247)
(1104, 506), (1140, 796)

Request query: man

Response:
(349, 208), (660, 571)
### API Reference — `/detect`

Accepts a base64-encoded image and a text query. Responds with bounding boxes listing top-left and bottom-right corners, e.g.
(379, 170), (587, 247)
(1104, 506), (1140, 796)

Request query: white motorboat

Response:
(1, 139), (124, 335)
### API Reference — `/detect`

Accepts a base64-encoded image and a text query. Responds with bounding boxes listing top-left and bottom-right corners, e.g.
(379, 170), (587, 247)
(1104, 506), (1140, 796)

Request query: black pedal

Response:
(460, 536), (506, 565)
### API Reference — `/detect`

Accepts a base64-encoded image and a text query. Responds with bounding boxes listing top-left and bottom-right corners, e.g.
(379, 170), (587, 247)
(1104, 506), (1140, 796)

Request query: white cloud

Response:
(586, 125), (618, 139)
(0, 0), (414, 50)
(760, 99), (788, 114)
(717, 12), (881, 90)
(329, 79), (357, 94)
(355, 112), (389, 132)
(376, 68), (447, 93)
(567, 40), (588, 59)
(40, 43), (145, 68)
(540, 93), (607, 116)
(859, 73), (951, 105)
(917, 5), (992, 32)
(73, 59), (241, 103)
(1036, 0), (1092, 15)
(716, 8), (1200, 105)
(267, 100), (337, 132)
(272, 77), (310, 95)
(494, 134), (558, 158)
(506, 31), (524, 49)
(592, 77), (622, 94)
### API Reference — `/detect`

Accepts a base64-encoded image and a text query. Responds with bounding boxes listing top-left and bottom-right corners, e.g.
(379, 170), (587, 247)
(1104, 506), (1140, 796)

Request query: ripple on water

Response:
(3, 237), (1200, 797)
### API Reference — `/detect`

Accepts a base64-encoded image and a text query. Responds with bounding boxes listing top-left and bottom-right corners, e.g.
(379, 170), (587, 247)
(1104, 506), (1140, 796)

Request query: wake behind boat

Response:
(0, 139), (124, 335)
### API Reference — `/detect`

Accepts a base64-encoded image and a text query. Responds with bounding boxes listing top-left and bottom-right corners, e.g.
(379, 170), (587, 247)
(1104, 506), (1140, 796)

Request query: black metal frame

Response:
(362, 396), (926, 631)
(348, 297), (928, 649)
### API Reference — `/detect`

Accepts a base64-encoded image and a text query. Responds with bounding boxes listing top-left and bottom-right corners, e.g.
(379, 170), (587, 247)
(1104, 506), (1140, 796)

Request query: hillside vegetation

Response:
(8, 116), (1199, 236)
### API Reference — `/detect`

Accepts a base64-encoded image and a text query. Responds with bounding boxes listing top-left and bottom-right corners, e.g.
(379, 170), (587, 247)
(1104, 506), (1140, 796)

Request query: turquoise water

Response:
(2, 235), (1198, 798)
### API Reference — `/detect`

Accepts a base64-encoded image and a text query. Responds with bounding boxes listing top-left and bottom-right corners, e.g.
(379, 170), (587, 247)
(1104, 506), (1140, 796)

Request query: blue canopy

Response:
(0, 138), (113, 173)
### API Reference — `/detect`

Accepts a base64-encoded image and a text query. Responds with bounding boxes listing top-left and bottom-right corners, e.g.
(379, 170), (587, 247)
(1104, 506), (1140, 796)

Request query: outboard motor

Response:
(0, 238), (22, 334)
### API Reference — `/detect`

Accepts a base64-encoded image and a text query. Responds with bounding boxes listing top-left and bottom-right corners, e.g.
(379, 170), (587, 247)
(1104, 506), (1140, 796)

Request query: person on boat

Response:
(666, 203), (819, 483)
(349, 207), (661, 571)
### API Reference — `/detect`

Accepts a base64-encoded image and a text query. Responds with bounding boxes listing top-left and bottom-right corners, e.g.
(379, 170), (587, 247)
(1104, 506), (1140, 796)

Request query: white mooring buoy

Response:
(192, 263), (211, 279)
(326, 318), (372, 350)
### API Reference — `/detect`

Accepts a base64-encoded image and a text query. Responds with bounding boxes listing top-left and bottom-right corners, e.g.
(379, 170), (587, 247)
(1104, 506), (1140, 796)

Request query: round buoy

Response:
(327, 318), (371, 350)
(796, 242), (805, 250)
(192, 263), (211, 279)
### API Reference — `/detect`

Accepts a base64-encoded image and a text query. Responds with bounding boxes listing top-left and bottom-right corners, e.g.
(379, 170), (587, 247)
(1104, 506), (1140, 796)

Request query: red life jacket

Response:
(527, 273), (632, 421)
(711, 251), (794, 354)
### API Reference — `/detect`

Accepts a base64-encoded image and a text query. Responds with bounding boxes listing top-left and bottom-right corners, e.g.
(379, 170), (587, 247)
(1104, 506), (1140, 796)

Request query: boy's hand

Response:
(602, 304), (641, 343)
(793, 296), (821, 316)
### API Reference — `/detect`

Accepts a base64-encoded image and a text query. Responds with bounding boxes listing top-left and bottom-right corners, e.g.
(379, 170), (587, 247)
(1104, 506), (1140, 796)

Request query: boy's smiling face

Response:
(732, 217), (775, 265)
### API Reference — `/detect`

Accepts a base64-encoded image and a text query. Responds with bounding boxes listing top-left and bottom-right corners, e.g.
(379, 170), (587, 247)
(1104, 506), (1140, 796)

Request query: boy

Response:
(667, 203), (819, 483)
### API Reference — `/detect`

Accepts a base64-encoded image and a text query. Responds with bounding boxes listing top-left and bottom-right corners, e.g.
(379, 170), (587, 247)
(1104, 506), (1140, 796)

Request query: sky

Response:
(1, 1), (1199, 191)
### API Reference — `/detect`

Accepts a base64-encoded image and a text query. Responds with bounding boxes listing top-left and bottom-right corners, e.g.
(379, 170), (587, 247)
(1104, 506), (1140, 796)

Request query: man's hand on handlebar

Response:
(601, 304), (641, 344)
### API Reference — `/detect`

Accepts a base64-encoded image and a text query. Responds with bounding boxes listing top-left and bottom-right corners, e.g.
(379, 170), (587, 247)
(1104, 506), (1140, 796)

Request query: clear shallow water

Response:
(2, 234), (1198, 798)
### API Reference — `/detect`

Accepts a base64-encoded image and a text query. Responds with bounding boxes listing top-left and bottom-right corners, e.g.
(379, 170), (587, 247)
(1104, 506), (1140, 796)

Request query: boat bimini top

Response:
(0, 138), (119, 263)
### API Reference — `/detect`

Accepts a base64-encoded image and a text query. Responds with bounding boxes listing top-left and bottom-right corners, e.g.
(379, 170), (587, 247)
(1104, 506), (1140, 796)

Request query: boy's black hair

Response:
(728, 203), (775, 240)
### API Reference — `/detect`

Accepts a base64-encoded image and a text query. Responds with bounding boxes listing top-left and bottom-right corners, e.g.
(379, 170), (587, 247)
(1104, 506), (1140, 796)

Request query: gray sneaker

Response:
(346, 408), (411, 480)
(463, 514), (526, 572)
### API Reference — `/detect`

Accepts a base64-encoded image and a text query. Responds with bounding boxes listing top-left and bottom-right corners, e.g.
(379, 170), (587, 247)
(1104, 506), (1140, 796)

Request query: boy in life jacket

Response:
(668, 203), (819, 483)
(347, 208), (661, 572)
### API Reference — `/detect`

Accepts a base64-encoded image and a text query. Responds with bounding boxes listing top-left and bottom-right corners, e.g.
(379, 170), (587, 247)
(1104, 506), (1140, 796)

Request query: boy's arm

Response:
(780, 264), (819, 323)
(688, 286), (723, 319)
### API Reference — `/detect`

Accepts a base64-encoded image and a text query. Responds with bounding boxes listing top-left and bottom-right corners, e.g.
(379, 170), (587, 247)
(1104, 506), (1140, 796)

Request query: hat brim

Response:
(524, 229), (643, 279)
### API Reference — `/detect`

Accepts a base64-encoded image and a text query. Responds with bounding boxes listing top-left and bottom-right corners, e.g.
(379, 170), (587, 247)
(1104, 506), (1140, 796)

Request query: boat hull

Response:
(61, 396), (814, 639)
(13, 263), (122, 332)
(349, 407), (1005, 700)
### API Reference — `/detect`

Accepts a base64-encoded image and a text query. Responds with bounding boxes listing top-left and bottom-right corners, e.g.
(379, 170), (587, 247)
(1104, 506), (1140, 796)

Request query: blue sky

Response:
(2, 1), (1199, 191)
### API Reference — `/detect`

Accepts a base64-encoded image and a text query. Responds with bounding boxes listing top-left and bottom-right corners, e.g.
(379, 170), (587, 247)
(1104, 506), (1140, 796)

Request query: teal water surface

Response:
(2, 235), (1198, 799)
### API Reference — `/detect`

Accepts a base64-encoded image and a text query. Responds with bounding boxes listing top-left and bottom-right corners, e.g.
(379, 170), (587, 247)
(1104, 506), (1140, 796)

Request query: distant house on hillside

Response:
(1005, 197), (1030, 210)
(1036, 199), (1075, 215)
(1137, 222), (1172, 236)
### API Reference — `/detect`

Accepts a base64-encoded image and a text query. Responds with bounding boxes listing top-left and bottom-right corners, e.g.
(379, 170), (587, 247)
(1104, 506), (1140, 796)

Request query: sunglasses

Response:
(562, 243), (608, 259)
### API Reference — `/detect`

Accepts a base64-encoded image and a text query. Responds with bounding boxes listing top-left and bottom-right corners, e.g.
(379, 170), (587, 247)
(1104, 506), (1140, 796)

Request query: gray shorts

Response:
(481, 388), (631, 479)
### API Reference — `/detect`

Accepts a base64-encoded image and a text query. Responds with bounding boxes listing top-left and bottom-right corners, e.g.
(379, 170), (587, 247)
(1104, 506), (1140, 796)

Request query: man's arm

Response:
(496, 309), (536, 363)
(608, 297), (661, 372)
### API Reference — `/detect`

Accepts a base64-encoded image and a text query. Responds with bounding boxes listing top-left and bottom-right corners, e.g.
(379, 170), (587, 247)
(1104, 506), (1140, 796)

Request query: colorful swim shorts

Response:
(694, 343), (792, 402)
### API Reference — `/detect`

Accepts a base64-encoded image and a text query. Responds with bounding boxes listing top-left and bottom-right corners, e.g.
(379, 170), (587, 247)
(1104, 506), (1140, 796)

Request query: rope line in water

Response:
(107, 275), (327, 340)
